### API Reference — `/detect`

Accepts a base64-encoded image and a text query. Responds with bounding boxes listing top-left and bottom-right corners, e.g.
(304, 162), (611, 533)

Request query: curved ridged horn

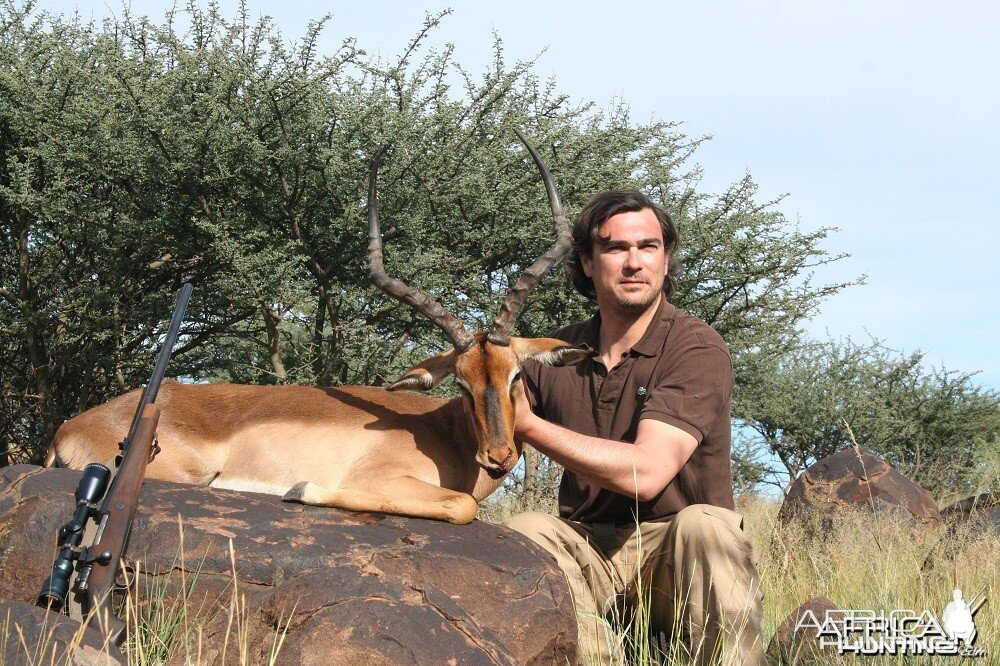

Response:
(367, 149), (475, 353)
(487, 129), (572, 346)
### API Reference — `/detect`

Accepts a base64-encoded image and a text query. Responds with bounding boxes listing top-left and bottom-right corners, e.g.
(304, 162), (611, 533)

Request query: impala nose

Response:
(488, 451), (507, 467)
(478, 448), (515, 476)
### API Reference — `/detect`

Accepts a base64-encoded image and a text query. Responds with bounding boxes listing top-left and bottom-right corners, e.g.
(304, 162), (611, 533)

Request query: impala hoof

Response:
(283, 481), (315, 504)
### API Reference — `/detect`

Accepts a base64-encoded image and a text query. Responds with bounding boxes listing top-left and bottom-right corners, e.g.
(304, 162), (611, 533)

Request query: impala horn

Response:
(487, 129), (572, 346)
(366, 129), (570, 352)
(367, 148), (476, 353)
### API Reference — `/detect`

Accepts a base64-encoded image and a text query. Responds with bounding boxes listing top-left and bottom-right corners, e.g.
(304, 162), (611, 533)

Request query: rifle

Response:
(38, 283), (193, 645)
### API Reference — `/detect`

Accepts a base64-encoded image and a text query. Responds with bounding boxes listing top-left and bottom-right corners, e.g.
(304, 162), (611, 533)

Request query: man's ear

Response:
(510, 338), (597, 367)
(385, 349), (456, 391)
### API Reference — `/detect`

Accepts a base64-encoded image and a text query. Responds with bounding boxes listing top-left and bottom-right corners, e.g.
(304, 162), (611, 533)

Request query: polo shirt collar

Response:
(631, 297), (676, 357)
(587, 297), (677, 358)
(579, 312), (601, 350)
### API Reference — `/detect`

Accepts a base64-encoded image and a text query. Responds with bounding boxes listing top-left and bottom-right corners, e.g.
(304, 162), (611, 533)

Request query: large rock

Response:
(942, 492), (1000, 536)
(778, 448), (942, 529)
(765, 596), (841, 665)
(923, 492), (1000, 571)
(0, 465), (576, 664)
(0, 600), (125, 665)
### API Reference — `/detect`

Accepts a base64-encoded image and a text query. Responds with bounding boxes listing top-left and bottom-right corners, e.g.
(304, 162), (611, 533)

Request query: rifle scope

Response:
(37, 463), (111, 611)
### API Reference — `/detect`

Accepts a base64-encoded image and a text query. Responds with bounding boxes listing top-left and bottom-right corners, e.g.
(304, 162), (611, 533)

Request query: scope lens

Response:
(76, 463), (111, 504)
(37, 575), (68, 612)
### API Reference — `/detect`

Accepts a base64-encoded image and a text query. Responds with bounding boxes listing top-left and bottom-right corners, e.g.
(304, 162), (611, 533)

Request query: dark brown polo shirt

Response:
(522, 298), (736, 524)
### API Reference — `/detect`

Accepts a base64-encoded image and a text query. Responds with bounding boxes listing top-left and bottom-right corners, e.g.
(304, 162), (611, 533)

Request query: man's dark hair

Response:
(568, 189), (680, 300)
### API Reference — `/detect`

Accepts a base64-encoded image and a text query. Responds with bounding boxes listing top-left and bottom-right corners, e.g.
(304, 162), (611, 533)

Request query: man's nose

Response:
(625, 247), (642, 270)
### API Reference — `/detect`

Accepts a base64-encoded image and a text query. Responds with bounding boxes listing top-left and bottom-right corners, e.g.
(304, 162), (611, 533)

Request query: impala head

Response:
(384, 334), (594, 476)
(368, 130), (595, 476)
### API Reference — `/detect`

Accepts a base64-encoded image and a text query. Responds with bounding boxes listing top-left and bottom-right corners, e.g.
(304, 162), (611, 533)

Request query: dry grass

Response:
(1, 603), (118, 665)
(748, 497), (999, 665)
(123, 537), (293, 666)
(484, 495), (1000, 665)
(7, 499), (997, 664)
(4, 530), (293, 666)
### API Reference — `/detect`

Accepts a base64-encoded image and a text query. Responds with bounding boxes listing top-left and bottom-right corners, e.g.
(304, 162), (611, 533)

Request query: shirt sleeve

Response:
(639, 344), (734, 443)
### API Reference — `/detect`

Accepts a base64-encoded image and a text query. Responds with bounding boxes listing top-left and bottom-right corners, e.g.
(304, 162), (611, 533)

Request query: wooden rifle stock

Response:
(38, 284), (189, 643)
(84, 404), (160, 645)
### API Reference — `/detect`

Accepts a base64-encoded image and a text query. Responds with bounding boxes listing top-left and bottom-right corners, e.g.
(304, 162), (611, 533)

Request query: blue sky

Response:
(40, 0), (1000, 390)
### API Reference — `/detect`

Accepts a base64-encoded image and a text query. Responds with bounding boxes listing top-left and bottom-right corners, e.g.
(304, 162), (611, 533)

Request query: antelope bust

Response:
(48, 131), (594, 524)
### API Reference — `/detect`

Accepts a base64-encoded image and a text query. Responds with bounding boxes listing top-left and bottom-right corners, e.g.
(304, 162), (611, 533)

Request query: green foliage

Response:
(0, 2), (852, 467)
(1, 3), (992, 503)
(735, 337), (1000, 499)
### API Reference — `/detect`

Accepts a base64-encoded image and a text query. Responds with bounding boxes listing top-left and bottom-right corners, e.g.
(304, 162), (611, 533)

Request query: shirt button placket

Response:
(599, 366), (623, 409)
(597, 364), (623, 439)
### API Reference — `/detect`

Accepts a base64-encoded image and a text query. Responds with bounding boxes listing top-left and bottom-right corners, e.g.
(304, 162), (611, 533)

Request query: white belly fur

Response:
(208, 477), (292, 496)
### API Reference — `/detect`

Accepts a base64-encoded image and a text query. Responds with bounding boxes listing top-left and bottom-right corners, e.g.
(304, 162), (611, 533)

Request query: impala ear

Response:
(385, 349), (456, 391)
(511, 338), (598, 367)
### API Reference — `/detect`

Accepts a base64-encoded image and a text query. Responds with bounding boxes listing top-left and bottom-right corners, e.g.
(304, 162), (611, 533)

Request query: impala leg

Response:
(283, 477), (479, 525)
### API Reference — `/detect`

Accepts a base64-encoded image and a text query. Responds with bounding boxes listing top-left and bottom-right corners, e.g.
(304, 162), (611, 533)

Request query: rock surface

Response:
(778, 448), (942, 528)
(923, 492), (1000, 570)
(0, 465), (577, 664)
(942, 492), (1000, 536)
(765, 596), (841, 665)
(0, 600), (126, 665)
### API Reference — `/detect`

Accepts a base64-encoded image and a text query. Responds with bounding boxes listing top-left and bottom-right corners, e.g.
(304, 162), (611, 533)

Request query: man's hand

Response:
(512, 375), (699, 501)
(513, 376), (539, 440)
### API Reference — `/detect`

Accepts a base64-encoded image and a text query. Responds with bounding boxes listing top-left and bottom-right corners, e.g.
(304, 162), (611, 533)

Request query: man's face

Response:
(581, 208), (667, 314)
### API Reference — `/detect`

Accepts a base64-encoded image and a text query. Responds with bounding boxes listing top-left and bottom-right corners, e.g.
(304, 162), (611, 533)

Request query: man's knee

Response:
(671, 505), (764, 626)
(672, 504), (747, 550)
(503, 511), (582, 569)
(502, 511), (563, 543)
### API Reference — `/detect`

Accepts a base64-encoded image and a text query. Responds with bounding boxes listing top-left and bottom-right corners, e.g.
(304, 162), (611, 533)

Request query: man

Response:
(504, 189), (764, 665)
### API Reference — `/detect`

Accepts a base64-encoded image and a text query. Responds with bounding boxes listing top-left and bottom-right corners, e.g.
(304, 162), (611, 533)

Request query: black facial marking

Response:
(484, 384), (505, 442)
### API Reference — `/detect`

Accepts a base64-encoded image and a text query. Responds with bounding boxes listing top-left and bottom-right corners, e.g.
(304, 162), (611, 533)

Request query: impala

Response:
(47, 131), (594, 524)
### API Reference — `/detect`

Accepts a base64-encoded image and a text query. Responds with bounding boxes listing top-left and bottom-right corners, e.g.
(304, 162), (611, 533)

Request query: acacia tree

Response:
(0, 5), (303, 461)
(0, 3), (854, 475)
(735, 337), (1000, 499)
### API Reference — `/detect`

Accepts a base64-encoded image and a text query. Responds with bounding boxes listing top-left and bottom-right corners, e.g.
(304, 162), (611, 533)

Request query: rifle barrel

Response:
(123, 283), (192, 447)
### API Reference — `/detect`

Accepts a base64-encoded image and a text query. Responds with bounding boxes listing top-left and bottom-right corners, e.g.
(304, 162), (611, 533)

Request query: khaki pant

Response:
(503, 505), (765, 665)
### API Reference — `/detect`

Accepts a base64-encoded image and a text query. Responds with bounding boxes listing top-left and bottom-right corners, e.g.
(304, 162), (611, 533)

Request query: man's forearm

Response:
(519, 415), (663, 501)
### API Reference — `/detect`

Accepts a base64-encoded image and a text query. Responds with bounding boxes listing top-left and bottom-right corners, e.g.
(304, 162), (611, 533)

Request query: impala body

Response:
(47, 131), (590, 524)
(52, 382), (480, 495)
(50, 336), (589, 524)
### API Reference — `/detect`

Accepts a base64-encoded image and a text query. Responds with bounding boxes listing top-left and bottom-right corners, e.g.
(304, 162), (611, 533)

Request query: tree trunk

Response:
(262, 303), (287, 382)
(319, 284), (339, 386)
(311, 294), (327, 382)
(17, 226), (57, 452)
(522, 445), (540, 509)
